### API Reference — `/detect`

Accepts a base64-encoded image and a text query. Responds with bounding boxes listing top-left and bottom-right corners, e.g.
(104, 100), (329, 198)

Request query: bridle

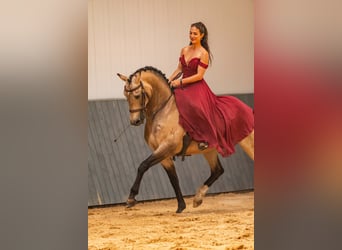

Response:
(124, 81), (147, 114)
(124, 80), (174, 121)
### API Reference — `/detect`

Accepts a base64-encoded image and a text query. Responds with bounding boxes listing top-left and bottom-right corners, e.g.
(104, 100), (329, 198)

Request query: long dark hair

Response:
(190, 22), (213, 65)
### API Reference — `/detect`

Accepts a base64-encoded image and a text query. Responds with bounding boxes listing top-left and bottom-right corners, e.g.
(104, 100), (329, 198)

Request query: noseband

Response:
(124, 79), (174, 121)
(124, 81), (147, 114)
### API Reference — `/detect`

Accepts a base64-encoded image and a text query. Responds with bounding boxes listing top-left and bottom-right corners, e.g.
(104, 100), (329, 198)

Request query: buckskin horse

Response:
(117, 66), (254, 213)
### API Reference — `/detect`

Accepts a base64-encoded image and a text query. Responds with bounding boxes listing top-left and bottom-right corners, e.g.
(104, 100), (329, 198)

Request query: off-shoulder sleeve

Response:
(198, 60), (208, 69)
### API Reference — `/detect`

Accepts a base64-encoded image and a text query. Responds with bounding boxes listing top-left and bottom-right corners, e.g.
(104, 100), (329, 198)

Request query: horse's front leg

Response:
(126, 153), (164, 208)
(161, 158), (186, 213)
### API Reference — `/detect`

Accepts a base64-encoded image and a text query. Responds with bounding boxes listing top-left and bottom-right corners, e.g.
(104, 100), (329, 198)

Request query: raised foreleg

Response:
(126, 153), (166, 208)
(193, 150), (224, 207)
(126, 142), (178, 209)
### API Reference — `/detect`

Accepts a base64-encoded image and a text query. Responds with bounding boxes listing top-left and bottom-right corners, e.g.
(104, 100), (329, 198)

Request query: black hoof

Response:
(176, 203), (186, 213)
(126, 198), (137, 208)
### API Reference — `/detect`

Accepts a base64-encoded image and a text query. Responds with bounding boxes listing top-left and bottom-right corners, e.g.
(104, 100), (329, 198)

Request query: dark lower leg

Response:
(204, 159), (224, 187)
(193, 154), (224, 208)
(128, 164), (148, 199)
(193, 162), (224, 208)
(128, 154), (161, 201)
(164, 166), (186, 213)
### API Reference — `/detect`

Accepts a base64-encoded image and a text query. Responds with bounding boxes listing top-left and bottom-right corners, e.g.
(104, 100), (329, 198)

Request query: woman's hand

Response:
(170, 80), (178, 88)
(171, 79), (181, 88)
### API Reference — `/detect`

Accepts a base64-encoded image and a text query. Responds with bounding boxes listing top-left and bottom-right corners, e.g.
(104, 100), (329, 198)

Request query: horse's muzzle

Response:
(130, 118), (144, 126)
(129, 108), (145, 126)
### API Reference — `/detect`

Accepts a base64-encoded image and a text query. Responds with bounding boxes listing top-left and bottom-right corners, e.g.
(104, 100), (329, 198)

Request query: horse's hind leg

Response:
(193, 150), (224, 208)
(239, 129), (254, 160)
(161, 158), (186, 213)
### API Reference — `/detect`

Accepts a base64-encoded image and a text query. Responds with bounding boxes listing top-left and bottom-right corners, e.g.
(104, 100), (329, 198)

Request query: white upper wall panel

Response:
(89, 0), (254, 100)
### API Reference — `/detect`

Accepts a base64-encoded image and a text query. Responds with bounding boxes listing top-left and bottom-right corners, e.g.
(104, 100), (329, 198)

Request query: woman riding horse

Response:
(169, 22), (254, 157)
(116, 22), (254, 213)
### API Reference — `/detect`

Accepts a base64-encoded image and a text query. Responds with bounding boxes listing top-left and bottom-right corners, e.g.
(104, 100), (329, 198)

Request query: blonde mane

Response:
(128, 66), (169, 85)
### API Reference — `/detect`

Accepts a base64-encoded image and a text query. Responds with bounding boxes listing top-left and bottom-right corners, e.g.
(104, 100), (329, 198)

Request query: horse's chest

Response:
(145, 122), (175, 145)
(150, 123), (164, 139)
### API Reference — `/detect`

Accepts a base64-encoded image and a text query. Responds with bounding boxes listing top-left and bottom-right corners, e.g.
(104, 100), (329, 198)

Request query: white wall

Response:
(88, 0), (254, 100)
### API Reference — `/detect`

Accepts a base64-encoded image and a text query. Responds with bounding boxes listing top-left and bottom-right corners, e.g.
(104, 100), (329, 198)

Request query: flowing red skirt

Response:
(174, 80), (254, 157)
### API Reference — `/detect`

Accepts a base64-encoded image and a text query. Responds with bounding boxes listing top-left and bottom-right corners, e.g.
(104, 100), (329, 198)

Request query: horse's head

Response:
(117, 72), (150, 126)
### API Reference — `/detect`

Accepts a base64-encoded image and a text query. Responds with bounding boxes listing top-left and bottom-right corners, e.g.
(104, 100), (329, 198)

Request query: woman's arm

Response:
(168, 49), (184, 82)
(171, 50), (209, 87)
(168, 62), (182, 82)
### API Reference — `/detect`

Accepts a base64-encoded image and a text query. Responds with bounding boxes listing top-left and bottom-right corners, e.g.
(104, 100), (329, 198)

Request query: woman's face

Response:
(189, 26), (204, 45)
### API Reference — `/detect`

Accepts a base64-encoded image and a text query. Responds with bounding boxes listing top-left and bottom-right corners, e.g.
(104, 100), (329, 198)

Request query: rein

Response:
(151, 93), (173, 120)
(124, 80), (173, 121)
(150, 72), (183, 120)
(124, 71), (182, 121)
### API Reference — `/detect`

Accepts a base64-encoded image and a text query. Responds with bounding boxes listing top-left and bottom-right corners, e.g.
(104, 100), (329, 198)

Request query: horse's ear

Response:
(117, 73), (128, 82)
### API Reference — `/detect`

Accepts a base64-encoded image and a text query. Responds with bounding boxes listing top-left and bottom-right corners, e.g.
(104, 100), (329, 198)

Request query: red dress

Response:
(174, 55), (254, 157)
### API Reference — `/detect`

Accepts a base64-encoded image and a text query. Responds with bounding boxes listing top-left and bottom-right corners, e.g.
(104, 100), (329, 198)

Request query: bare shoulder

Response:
(200, 48), (209, 62)
(181, 46), (191, 54)
(200, 47), (209, 57)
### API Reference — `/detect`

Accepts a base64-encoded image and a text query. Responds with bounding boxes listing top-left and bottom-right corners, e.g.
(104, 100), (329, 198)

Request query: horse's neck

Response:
(153, 85), (170, 101)
(145, 78), (173, 118)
